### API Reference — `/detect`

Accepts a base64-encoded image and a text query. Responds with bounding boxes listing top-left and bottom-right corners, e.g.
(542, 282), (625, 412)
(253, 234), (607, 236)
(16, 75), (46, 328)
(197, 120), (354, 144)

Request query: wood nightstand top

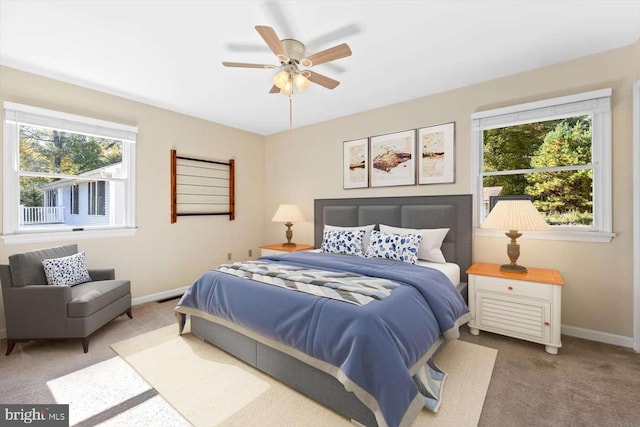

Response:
(260, 243), (315, 252)
(467, 262), (564, 285)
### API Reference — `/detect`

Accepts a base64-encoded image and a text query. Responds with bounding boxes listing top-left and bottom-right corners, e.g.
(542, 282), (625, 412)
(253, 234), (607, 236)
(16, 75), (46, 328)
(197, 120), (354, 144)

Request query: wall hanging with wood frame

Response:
(170, 149), (235, 223)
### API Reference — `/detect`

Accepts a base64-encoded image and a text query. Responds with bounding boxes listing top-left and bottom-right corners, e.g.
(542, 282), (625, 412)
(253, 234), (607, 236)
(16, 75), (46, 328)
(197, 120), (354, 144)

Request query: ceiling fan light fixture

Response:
(280, 79), (293, 96)
(273, 70), (290, 89)
(293, 73), (310, 92)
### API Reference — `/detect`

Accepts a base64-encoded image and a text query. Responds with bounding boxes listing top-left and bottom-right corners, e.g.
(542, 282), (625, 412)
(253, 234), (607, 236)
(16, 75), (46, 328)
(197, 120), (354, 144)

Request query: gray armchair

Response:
(1, 244), (132, 355)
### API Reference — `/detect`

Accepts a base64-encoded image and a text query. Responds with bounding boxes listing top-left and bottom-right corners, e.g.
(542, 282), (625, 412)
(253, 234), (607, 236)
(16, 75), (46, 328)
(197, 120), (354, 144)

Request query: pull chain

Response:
(289, 95), (293, 146)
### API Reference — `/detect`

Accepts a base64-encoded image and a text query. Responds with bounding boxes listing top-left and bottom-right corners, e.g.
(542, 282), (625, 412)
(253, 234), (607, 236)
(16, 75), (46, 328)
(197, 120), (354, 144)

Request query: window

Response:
(88, 181), (106, 216)
(471, 89), (613, 242)
(3, 102), (137, 243)
(45, 189), (57, 207)
(70, 184), (79, 215)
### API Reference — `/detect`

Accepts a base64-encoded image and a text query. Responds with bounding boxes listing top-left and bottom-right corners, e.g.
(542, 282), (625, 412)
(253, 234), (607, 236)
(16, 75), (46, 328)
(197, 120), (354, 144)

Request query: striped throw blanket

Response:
(216, 260), (399, 306)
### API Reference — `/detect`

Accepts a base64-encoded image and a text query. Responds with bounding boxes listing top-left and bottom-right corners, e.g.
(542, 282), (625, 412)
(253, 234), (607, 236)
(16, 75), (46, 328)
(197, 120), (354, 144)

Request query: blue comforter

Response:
(176, 252), (470, 427)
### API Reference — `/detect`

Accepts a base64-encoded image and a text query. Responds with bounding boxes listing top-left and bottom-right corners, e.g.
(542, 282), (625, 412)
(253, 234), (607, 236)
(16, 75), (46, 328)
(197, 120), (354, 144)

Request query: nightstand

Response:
(467, 262), (564, 354)
(260, 243), (314, 257)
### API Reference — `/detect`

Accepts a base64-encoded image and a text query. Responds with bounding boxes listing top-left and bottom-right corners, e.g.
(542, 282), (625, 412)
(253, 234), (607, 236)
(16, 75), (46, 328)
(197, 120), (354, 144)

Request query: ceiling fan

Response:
(222, 26), (352, 95)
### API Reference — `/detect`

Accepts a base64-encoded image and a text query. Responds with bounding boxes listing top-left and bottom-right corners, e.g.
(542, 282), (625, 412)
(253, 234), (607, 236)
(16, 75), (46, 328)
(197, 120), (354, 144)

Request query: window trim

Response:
(2, 102), (137, 244)
(470, 88), (614, 243)
(632, 79), (640, 353)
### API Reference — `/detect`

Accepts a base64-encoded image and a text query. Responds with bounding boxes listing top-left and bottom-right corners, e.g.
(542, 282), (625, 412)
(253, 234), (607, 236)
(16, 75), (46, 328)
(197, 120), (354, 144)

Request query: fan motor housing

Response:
(281, 39), (305, 62)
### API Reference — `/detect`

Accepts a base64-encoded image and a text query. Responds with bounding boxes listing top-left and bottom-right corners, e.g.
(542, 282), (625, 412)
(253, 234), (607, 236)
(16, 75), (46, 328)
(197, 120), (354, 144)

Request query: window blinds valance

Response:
(3, 101), (138, 142)
(471, 88), (612, 131)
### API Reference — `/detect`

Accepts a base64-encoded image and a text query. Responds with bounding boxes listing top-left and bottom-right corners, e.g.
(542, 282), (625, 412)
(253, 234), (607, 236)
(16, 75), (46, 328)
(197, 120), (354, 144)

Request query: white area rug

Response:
(108, 325), (497, 427)
(46, 356), (190, 426)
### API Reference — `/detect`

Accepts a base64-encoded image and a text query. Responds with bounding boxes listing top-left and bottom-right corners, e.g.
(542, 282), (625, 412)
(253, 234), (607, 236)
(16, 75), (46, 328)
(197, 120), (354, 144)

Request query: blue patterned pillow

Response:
(321, 229), (366, 256)
(365, 230), (423, 264)
(42, 251), (92, 286)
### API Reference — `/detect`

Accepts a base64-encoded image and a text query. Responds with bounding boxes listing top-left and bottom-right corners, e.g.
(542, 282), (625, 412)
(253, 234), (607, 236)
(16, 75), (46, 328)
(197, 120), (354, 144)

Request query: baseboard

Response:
(132, 286), (189, 306)
(561, 324), (634, 349)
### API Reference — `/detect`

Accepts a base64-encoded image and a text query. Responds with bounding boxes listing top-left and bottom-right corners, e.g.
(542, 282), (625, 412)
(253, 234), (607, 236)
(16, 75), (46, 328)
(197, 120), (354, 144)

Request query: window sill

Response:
(474, 228), (615, 243)
(1, 227), (137, 245)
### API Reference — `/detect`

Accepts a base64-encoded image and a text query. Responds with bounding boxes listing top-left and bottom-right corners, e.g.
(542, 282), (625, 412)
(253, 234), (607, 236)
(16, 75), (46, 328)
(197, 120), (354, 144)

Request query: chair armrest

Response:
(88, 269), (115, 281)
(0, 264), (13, 289)
(3, 285), (72, 337)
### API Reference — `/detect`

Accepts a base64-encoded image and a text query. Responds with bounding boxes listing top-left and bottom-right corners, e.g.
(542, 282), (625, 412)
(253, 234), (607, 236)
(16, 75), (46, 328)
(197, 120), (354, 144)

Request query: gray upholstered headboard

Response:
(314, 195), (472, 283)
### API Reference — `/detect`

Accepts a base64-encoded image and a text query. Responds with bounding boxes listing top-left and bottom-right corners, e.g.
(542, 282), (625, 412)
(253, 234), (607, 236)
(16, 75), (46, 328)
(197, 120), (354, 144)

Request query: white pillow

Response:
(365, 230), (423, 264)
(324, 224), (375, 252)
(42, 251), (92, 286)
(379, 225), (449, 264)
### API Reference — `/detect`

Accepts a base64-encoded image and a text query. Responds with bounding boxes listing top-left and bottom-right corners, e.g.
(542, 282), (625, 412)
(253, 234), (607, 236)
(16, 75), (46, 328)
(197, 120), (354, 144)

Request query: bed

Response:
(175, 194), (472, 427)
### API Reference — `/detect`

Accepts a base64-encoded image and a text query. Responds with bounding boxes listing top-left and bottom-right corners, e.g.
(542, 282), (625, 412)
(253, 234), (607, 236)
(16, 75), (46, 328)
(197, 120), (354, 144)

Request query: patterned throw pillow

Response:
(323, 224), (376, 252)
(42, 251), (92, 286)
(321, 229), (366, 256)
(379, 225), (449, 264)
(365, 230), (423, 264)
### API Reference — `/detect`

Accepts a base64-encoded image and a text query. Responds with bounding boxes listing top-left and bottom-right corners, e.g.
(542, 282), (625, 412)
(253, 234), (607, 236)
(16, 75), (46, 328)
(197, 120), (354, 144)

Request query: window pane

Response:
(483, 116), (592, 172)
(19, 124), (122, 175)
(482, 170), (593, 227)
(19, 176), (64, 225)
(19, 176), (124, 228)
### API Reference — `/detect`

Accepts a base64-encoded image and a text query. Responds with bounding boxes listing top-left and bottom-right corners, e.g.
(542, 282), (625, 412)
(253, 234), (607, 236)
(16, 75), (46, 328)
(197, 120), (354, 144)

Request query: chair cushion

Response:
(68, 279), (131, 318)
(8, 244), (78, 287)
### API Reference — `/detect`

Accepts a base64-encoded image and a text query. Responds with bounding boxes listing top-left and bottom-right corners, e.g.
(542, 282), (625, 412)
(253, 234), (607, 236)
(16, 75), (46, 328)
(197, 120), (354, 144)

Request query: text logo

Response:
(1, 405), (68, 426)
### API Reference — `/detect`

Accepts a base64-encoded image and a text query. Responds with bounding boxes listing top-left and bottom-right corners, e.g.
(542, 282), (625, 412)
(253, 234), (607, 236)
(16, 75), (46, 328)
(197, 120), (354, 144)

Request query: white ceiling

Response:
(1, 1), (639, 136)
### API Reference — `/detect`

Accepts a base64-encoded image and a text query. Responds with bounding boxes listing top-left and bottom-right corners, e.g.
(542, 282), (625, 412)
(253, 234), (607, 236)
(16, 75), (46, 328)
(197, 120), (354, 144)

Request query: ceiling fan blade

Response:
(306, 24), (361, 52)
(306, 71), (340, 90)
(222, 61), (275, 69)
(255, 26), (288, 61)
(302, 43), (352, 67)
(264, 2), (296, 40)
(269, 85), (280, 94)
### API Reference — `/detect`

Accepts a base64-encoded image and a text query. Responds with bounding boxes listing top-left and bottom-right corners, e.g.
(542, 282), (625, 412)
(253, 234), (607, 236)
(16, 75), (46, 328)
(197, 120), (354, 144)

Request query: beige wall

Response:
(0, 66), (266, 330)
(265, 42), (638, 338)
(636, 39), (640, 78)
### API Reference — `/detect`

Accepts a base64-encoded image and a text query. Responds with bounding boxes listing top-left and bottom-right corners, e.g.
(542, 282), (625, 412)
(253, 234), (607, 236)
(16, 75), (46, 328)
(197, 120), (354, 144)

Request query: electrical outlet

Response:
(227, 252), (232, 261)
(248, 249), (253, 257)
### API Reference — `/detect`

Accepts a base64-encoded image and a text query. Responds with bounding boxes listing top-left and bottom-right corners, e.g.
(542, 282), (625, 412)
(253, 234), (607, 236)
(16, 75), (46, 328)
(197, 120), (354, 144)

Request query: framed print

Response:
(418, 122), (455, 184)
(370, 130), (416, 187)
(343, 138), (369, 189)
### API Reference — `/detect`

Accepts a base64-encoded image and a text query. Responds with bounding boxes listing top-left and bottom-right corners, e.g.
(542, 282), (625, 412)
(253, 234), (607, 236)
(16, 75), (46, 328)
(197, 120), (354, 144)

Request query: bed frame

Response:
(184, 194), (473, 426)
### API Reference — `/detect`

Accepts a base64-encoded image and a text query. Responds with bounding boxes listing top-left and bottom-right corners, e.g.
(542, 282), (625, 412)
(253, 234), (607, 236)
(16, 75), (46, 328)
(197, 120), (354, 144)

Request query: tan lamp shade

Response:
(272, 204), (305, 247)
(481, 200), (549, 231)
(481, 200), (549, 273)
(271, 204), (305, 223)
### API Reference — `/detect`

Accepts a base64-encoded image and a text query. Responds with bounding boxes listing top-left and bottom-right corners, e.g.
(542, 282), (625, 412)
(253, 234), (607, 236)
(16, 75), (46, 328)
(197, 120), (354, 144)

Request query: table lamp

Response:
(481, 200), (549, 273)
(271, 204), (305, 247)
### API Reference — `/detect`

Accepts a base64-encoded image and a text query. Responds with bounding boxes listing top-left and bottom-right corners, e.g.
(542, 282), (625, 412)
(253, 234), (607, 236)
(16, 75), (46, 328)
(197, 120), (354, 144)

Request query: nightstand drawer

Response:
(473, 275), (553, 300)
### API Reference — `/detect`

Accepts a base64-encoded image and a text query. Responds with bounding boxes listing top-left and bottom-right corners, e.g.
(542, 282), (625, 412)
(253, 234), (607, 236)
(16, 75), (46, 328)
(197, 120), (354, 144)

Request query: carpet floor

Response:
(1, 299), (639, 426)
(110, 324), (496, 426)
